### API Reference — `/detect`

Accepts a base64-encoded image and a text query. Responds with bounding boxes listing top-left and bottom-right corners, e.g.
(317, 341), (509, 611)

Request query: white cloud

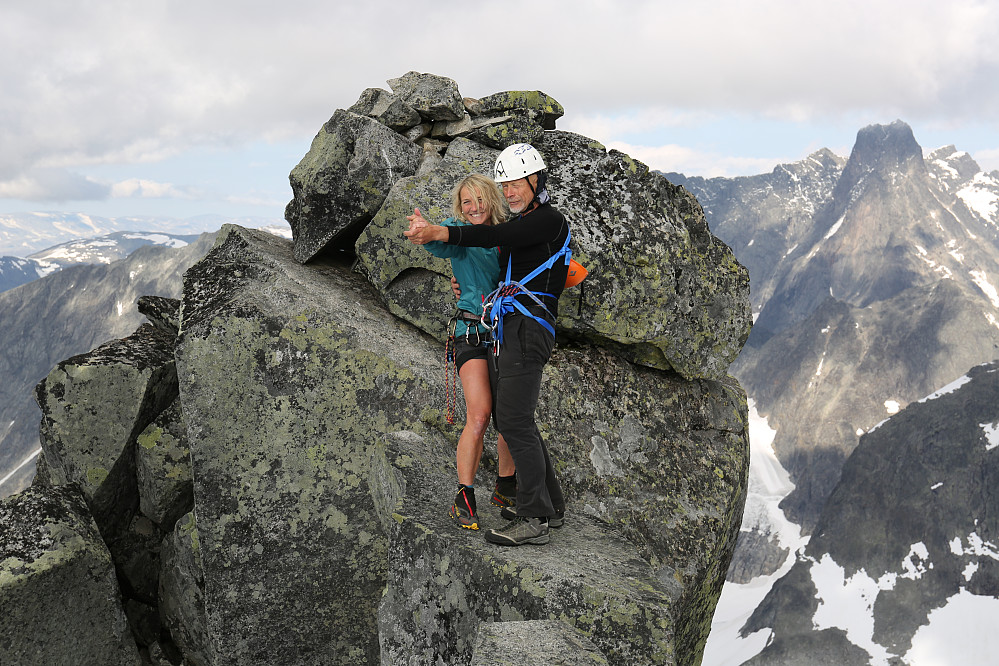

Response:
(110, 178), (197, 200)
(3, 0), (999, 206)
(0, 168), (109, 202)
(599, 140), (788, 178)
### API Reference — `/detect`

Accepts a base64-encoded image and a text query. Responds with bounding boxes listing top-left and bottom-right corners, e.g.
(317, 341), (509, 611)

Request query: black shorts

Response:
(453, 334), (490, 372)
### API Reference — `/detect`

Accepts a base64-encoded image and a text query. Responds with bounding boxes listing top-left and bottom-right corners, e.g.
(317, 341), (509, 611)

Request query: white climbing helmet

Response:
(494, 143), (546, 183)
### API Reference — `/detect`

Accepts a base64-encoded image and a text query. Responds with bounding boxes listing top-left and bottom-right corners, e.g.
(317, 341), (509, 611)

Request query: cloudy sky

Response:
(3, 0), (999, 223)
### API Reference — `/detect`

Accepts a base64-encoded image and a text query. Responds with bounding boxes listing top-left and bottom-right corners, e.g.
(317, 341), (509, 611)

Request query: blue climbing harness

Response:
(482, 227), (572, 353)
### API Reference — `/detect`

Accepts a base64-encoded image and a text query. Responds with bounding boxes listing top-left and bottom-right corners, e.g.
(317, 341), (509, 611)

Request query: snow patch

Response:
(809, 554), (894, 666)
(970, 270), (999, 308)
(931, 157), (960, 180)
(919, 375), (971, 403)
(950, 532), (999, 560)
(824, 216), (845, 240)
(957, 174), (999, 222)
(913, 246), (954, 279)
(900, 542), (932, 580)
(885, 400), (900, 414)
(121, 232), (188, 248)
(905, 590), (999, 665)
(981, 422), (999, 451)
(258, 224), (294, 239)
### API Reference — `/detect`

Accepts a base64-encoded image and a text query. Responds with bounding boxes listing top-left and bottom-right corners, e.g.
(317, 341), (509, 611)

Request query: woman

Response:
(415, 173), (516, 531)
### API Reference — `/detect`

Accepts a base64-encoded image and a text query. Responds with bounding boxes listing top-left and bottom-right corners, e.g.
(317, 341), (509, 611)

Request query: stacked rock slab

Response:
(34, 323), (179, 540)
(284, 109), (423, 263)
(159, 511), (208, 666)
(172, 224), (747, 665)
(30, 319), (192, 660)
(174, 225), (448, 664)
(0, 485), (140, 665)
(135, 398), (193, 530)
(355, 137), (501, 340)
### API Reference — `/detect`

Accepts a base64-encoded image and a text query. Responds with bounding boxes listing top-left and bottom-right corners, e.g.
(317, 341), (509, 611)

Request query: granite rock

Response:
(0, 485), (140, 665)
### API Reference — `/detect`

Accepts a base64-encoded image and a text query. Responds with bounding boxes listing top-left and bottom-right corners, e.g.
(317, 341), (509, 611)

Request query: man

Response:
(406, 143), (569, 546)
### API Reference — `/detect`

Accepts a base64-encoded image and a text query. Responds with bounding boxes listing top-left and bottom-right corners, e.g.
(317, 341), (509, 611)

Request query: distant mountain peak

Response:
(845, 120), (923, 176)
(926, 144), (985, 185)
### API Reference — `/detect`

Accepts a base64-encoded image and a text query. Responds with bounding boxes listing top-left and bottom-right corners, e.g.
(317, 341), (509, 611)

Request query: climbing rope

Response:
(443, 314), (459, 425)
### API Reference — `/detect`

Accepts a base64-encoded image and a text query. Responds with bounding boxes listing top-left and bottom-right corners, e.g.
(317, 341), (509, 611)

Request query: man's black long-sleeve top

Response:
(445, 202), (570, 314)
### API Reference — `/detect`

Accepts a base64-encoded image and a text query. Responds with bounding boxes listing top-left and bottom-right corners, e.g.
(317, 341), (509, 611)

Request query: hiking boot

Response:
(490, 486), (516, 508)
(484, 516), (550, 546)
(491, 476), (517, 508)
(449, 486), (478, 530)
(500, 505), (564, 528)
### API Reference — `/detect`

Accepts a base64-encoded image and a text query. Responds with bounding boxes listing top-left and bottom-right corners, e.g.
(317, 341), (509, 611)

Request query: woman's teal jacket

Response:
(424, 217), (500, 337)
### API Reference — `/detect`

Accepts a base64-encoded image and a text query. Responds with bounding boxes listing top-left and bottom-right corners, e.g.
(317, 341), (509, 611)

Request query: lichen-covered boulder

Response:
(137, 295), (181, 337)
(355, 137), (501, 340)
(542, 131), (751, 380)
(348, 87), (422, 131)
(34, 323), (178, 539)
(372, 340), (749, 666)
(159, 511), (208, 666)
(173, 225), (747, 665)
(0, 485), (140, 665)
(477, 90), (565, 130)
(463, 109), (546, 150)
(174, 225), (451, 665)
(135, 398), (193, 530)
(463, 90), (565, 148)
(471, 620), (609, 666)
(284, 109), (423, 263)
(387, 71), (465, 122)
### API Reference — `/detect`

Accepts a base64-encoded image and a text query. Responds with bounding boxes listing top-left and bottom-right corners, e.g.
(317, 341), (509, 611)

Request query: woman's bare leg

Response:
(456, 358), (491, 485)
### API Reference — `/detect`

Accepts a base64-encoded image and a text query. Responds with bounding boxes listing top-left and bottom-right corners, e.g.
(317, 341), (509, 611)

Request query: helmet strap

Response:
(524, 171), (549, 210)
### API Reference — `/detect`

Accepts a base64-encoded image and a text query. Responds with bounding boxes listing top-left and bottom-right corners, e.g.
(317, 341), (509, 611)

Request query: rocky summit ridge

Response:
(1, 72), (752, 666)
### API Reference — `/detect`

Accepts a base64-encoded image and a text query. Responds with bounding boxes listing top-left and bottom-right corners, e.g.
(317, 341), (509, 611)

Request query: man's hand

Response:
(450, 276), (461, 299)
(404, 207), (446, 244)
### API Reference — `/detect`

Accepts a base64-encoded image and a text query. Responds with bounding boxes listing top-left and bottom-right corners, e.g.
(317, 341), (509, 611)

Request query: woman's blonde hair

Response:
(451, 173), (508, 226)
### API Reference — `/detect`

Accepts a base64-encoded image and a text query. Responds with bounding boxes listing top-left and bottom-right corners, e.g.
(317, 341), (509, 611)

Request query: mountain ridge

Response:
(0, 234), (220, 497)
(668, 119), (999, 534)
(0, 212), (284, 257)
